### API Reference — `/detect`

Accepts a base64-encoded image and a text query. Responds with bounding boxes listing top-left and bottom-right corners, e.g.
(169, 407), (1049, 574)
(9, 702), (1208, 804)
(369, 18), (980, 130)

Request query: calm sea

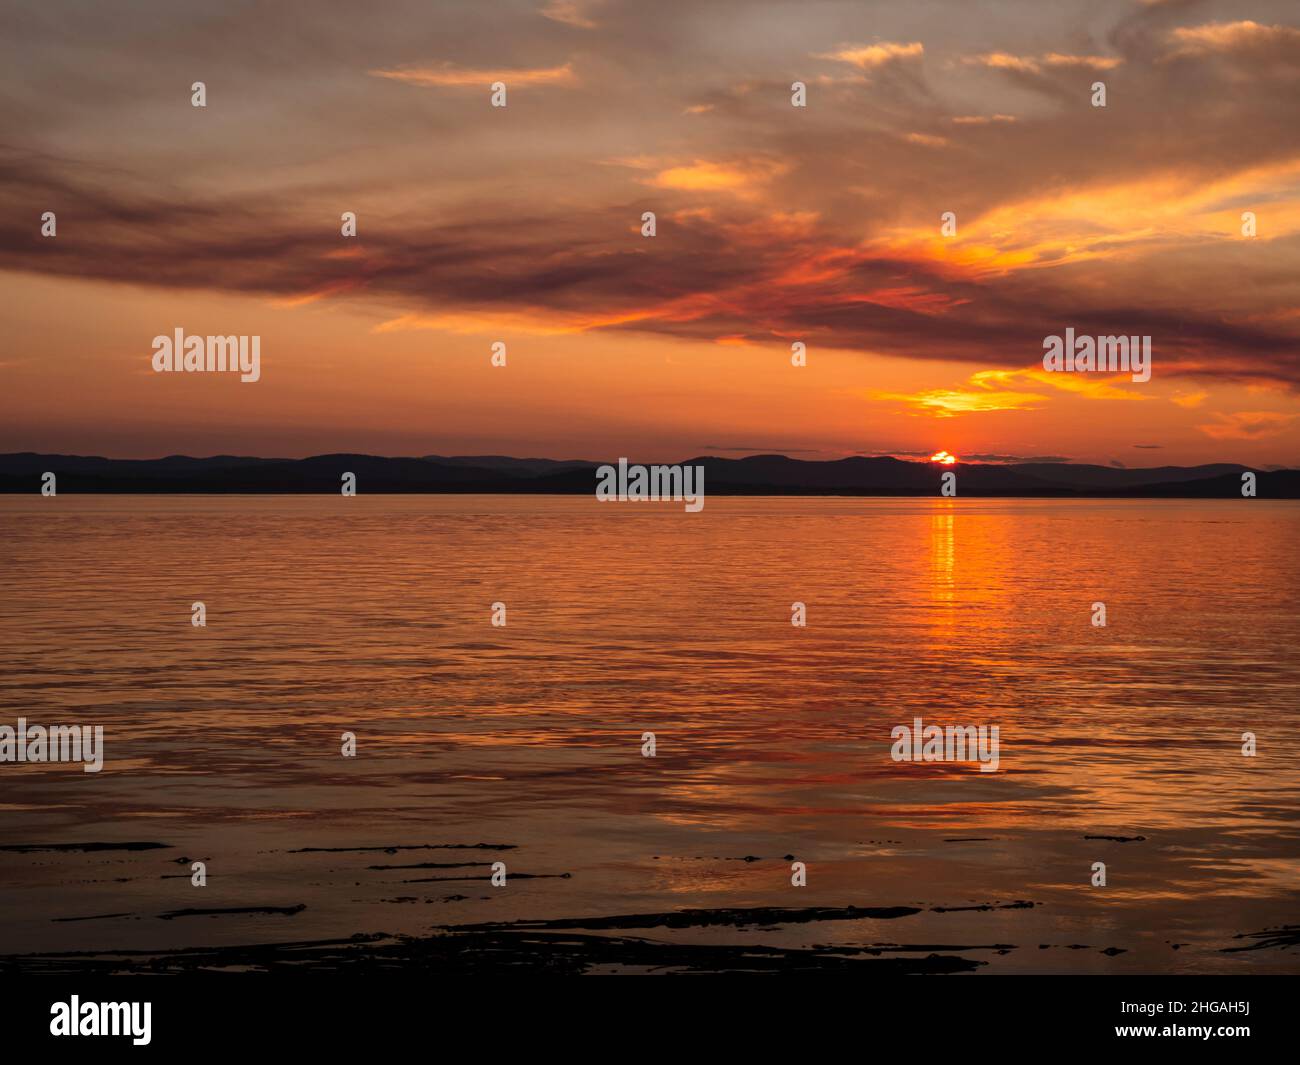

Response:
(1, 495), (1297, 972)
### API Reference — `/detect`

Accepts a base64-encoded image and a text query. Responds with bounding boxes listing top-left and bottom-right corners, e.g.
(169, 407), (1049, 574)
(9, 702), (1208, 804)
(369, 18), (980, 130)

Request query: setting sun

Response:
(929, 450), (958, 465)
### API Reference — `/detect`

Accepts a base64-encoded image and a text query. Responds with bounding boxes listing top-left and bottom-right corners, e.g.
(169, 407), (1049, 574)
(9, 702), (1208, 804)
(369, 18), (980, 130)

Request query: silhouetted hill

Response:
(1110, 469), (1300, 498)
(1009, 462), (1246, 487)
(0, 452), (1293, 497)
(420, 455), (595, 476)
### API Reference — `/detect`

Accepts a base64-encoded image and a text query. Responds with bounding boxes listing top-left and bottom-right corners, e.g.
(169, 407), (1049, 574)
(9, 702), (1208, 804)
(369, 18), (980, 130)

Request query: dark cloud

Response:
(700, 445), (824, 453)
(858, 451), (1074, 463)
(960, 453), (1074, 463)
(1, 0), (1298, 386)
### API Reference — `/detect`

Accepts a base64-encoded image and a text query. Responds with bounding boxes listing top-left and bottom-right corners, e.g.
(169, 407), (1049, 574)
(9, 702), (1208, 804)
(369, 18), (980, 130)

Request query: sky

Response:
(2, 0), (1299, 466)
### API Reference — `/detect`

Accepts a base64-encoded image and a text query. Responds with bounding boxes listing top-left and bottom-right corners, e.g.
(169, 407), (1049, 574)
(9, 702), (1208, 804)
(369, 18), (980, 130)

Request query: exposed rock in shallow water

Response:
(157, 904), (306, 921)
(1221, 925), (1300, 952)
(0, 928), (988, 975)
(0, 842), (172, 853)
(443, 904), (926, 932)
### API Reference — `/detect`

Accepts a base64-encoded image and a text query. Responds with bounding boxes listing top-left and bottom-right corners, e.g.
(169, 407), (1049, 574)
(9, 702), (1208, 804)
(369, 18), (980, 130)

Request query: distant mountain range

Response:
(1, 452), (1296, 497)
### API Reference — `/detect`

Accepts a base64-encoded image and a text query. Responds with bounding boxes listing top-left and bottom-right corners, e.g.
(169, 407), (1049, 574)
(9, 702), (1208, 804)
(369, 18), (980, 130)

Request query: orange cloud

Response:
(1197, 411), (1298, 439)
(271, 279), (364, 307)
(874, 384), (1043, 418)
(951, 114), (1017, 125)
(539, 1), (598, 30)
(1167, 21), (1300, 58)
(649, 159), (786, 193)
(1042, 52), (1122, 69)
(967, 51), (1121, 73)
(373, 310), (584, 337)
(979, 368), (1146, 402)
(369, 62), (577, 88)
(815, 42), (923, 68)
(874, 156), (1300, 280)
(875, 367), (1148, 419)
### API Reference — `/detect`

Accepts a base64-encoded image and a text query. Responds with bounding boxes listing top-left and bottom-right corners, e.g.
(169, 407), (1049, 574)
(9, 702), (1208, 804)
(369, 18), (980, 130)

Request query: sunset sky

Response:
(2, 0), (1299, 466)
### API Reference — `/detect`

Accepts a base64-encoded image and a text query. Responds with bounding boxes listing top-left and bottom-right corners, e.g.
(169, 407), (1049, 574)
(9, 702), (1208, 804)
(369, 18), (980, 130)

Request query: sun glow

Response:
(929, 450), (958, 464)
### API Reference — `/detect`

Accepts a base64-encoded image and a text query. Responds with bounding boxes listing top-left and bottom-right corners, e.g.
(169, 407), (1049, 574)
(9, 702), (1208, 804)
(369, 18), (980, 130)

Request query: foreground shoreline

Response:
(5, 908), (1295, 976)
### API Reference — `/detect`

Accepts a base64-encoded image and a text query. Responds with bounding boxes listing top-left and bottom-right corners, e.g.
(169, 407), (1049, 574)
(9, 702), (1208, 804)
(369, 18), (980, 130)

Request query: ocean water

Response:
(1, 495), (1297, 973)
